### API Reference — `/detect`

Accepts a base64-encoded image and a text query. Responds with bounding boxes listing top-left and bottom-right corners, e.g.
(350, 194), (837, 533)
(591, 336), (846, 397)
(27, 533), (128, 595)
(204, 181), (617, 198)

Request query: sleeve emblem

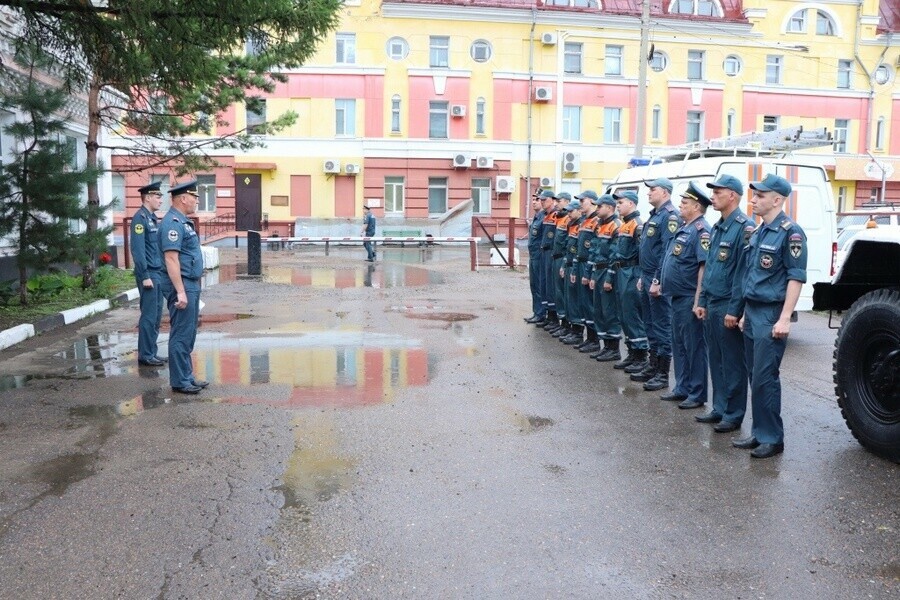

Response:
(134, 224), (144, 235)
(168, 230), (179, 242)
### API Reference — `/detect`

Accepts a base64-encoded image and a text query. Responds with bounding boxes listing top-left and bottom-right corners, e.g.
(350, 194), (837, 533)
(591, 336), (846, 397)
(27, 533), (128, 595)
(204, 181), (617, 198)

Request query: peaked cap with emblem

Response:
(138, 181), (162, 195)
(169, 180), (199, 197)
(680, 181), (711, 207)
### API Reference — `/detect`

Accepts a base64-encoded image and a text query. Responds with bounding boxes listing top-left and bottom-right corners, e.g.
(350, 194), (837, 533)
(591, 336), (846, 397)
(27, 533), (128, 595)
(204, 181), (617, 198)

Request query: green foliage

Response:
(0, 279), (15, 307)
(25, 271), (81, 300)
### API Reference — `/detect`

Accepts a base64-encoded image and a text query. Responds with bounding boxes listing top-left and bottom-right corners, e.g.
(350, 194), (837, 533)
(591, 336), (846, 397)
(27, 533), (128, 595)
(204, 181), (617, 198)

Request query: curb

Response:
(0, 287), (140, 352)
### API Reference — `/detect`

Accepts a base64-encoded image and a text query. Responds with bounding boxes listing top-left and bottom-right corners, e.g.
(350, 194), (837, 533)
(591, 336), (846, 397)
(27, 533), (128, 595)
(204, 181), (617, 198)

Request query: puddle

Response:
(404, 312), (476, 323)
(27, 452), (97, 498)
(513, 413), (556, 433)
(211, 263), (443, 288)
(200, 313), (255, 324)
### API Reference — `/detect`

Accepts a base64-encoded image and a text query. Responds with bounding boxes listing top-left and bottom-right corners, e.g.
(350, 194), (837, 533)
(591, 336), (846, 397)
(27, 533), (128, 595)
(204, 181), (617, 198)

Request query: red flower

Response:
(99, 252), (112, 265)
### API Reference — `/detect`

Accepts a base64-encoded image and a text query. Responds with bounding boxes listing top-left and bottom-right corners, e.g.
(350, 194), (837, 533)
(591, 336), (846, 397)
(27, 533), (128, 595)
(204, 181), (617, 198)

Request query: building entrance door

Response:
(235, 174), (262, 230)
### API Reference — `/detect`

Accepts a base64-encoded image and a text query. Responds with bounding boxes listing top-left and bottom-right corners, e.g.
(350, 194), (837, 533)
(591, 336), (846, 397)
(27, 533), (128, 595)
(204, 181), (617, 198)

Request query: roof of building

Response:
(879, 0), (900, 34)
(386, 1), (748, 24)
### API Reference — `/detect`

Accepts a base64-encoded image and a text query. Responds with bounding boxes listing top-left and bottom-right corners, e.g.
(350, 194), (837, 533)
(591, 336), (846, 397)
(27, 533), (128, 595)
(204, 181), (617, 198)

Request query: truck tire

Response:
(834, 289), (900, 463)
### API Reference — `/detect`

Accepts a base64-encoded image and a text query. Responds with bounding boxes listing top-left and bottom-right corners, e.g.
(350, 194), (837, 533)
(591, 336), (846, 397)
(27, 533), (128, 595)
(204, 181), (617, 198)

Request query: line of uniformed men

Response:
(525, 172), (807, 459)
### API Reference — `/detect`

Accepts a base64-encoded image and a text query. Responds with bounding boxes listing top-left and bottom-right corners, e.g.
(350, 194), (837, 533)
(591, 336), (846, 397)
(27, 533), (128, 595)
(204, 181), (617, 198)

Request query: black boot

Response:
(561, 324), (584, 345)
(596, 339), (621, 362)
(551, 319), (570, 337)
(629, 351), (657, 381)
(542, 311), (558, 330)
(614, 347), (641, 369)
(643, 355), (671, 391)
(578, 328), (601, 353)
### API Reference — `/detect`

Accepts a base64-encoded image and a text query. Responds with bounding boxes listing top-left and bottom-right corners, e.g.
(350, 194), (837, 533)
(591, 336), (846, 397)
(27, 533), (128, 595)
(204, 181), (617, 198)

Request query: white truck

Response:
(813, 228), (900, 463)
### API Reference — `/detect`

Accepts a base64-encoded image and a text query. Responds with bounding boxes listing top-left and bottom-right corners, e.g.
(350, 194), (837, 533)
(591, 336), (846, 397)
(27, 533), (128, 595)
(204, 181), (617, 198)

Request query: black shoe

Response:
(172, 385), (202, 395)
(713, 420), (741, 433)
(750, 443), (784, 459)
(578, 342), (601, 353)
(596, 349), (621, 362)
(192, 380), (210, 389)
(732, 436), (760, 449)
(532, 319), (548, 327)
(660, 391), (688, 402)
(154, 356), (168, 363)
(677, 399), (704, 409)
(524, 315), (539, 323)
(139, 358), (166, 367)
(643, 376), (668, 391)
(695, 412), (723, 424)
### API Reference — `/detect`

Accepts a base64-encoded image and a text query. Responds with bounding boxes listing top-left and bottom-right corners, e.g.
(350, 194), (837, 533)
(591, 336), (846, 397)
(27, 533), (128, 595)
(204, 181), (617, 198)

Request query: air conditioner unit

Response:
(345, 163), (361, 175)
(452, 153), (471, 168)
(323, 159), (341, 174)
(541, 32), (557, 46)
(451, 104), (466, 118)
(476, 156), (494, 169)
(562, 151), (581, 173)
(539, 177), (554, 188)
(534, 86), (552, 102)
(496, 176), (516, 194)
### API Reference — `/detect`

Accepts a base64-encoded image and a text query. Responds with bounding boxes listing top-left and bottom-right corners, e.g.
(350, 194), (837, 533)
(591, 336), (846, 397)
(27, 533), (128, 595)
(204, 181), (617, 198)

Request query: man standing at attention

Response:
(362, 204), (376, 262)
(609, 190), (649, 371)
(525, 191), (548, 324)
(159, 180), (207, 395)
(131, 181), (166, 367)
(733, 174), (807, 459)
(693, 175), (754, 432)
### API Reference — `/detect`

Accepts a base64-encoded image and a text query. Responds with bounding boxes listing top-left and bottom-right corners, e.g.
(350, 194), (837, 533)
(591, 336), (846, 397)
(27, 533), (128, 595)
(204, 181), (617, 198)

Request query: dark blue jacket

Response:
(741, 212), (807, 304)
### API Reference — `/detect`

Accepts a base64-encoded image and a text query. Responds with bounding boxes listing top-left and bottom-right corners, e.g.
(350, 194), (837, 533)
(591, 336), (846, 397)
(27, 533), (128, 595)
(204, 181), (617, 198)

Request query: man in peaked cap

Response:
(656, 181), (711, 409)
(732, 173), (807, 459)
(158, 180), (207, 394)
(131, 180), (166, 367)
(634, 177), (682, 387)
(693, 174), (754, 432)
(525, 189), (554, 324)
(361, 204), (377, 262)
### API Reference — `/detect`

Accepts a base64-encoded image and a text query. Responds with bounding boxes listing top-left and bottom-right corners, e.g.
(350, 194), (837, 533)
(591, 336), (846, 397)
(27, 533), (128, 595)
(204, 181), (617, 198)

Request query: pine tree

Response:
(0, 46), (107, 305)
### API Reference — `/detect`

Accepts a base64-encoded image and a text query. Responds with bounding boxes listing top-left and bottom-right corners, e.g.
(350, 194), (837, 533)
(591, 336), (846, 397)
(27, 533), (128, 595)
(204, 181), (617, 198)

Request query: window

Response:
(391, 95), (401, 133)
(429, 101), (449, 138)
(476, 97), (486, 135)
(789, 9), (806, 32)
(246, 97), (266, 134)
(833, 119), (848, 153)
(650, 50), (668, 72)
(563, 106), (582, 141)
(564, 42), (582, 74)
(874, 65), (892, 85)
(687, 50), (705, 80)
(723, 55), (742, 76)
(604, 107), (622, 143)
(766, 55), (783, 85)
(726, 109), (736, 137)
(686, 111), (704, 143)
(875, 117), (885, 150)
(763, 115), (779, 132)
(385, 176), (405, 213)
(652, 105), (662, 139)
(196, 174), (216, 212)
(430, 36), (449, 68)
(111, 173), (125, 210)
(336, 33), (356, 64)
(335, 99), (356, 136)
(670, 0), (721, 17)
(246, 34), (266, 57)
(470, 40), (492, 62)
(471, 178), (491, 214)
(605, 45), (623, 76)
(428, 177), (448, 215)
(837, 59), (852, 89)
(837, 186), (847, 212)
(816, 10), (835, 36)
(386, 37), (409, 60)
(869, 187), (879, 203)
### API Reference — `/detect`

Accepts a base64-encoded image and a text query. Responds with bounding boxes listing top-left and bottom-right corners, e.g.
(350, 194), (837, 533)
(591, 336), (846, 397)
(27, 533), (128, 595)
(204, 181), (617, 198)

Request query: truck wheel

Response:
(834, 289), (900, 463)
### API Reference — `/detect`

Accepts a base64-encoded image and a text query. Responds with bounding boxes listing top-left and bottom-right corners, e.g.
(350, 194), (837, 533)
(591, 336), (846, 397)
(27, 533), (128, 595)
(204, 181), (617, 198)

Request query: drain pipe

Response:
(526, 2), (537, 220)
(853, 0), (875, 151)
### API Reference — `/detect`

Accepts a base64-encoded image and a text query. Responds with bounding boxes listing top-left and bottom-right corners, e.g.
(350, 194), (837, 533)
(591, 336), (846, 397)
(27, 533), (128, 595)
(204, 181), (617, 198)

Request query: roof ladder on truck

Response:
(664, 126), (834, 162)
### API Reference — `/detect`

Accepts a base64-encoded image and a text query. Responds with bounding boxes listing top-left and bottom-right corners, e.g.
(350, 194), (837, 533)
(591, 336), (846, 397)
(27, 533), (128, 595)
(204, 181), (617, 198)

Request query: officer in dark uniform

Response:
(158, 180), (207, 395)
(525, 191), (550, 324)
(538, 191), (561, 327)
(549, 194), (574, 337)
(361, 204), (376, 261)
(635, 178), (682, 386)
(573, 191), (601, 352)
(658, 181), (711, 408)
(131, 181), (166, 367)
(609, 191), (649, 370)
(694, 175), (754, 431)
(733, 174), (807, 459)
(589, 193), (622, 361)
(560, 199), (585, 345)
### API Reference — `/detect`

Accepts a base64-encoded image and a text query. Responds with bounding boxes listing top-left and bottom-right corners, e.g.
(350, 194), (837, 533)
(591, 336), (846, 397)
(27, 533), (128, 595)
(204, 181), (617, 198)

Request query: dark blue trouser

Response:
(640, 272), (673, 357)
(565, 264), (582, 324)
(704, 299), (748, 423)
(670, 295), (707, 403)
(161, 280), (201, 389)
(529, 256), (545, 317)
(363, 240), (375, 260)
(616, 267), (648, 350)
(136, 271), (163, 362)
(743, 301), (787, 444)
(554, 257), (567, 318)
(541, 251), (554, 313)
(598, 282), (621, 341)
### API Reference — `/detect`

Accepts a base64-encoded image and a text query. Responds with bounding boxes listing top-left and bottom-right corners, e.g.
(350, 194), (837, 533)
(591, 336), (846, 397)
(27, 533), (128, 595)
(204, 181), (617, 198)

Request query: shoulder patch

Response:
(694, 221), (705, 230)
(167, 229), (179, 242)
(134, 223), (144, 235)
(735, 214), (747, 224)
(789, 233), (803, 242)
(668, 213), (679, 221)
(780, 219), (793, 230)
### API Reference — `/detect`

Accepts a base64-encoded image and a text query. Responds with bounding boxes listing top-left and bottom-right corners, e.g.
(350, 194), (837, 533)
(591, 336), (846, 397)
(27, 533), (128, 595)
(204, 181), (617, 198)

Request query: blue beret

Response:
(749, 174), (792, 198)
(706, 174), (744, 196)
(138, 181), (162, 195)
(169, 179), (198, 197)
(680, 180), (711, 207)
(644, 177), (673, 193)
(613, 190), (639, 203)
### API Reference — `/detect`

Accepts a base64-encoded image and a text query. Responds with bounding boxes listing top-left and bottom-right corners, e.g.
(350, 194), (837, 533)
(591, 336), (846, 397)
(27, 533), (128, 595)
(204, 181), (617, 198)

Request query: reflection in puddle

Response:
(275, 416), (354, 510)
(210, 263), (443, 288)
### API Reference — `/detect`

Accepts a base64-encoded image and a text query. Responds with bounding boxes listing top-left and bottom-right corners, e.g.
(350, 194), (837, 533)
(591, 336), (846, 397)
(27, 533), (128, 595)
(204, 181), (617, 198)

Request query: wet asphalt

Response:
(0, 246), (897, 599)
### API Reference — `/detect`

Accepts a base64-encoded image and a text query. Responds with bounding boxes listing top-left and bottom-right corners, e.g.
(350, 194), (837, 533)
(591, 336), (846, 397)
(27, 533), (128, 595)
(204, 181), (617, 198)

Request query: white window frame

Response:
(652, 105), (662, 140)
(564, 42), (582, 74)
(837, 59), (852, 89)
(788, 9), (806, 32)
(391, 95), (401, 133)
(430, 36), (450, 68)
(563, 106), (582, 142)
(470, 40), (492, 63)
(605, 45), (623, 76)
(726, 109), (736, 137)
(687, 50), (705, 81)
(428, 177), (448, 216)
(471, 177), (491, 215)
(650, 50), (668, 72)
(723, 55), (742, 77)
(686, 111), (704, 144)
(475, 97), (486, 135)
(429, 101), (449, 139)
(385, 176), (405, 214)
(875, 117), (885, 150)
(246, 98), (266, 134)
(336, 33), (356, 64)
(387, 37), (409, 60)
(196, 174), (216, 213)
(669, 0), (722, 17)
(604, 107), (622, 143)
(763, 115), (780, 132)
(766, 55), (783, 85)
(335, 99), (356, 136)
(833, 119), (848, 153)
(816, 10), (836, 36)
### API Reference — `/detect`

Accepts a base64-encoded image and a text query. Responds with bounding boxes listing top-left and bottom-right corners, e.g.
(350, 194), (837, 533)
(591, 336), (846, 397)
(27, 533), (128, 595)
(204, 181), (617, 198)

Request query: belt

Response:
(614, 259), (639, 267)
(595, 262), (609, 269)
